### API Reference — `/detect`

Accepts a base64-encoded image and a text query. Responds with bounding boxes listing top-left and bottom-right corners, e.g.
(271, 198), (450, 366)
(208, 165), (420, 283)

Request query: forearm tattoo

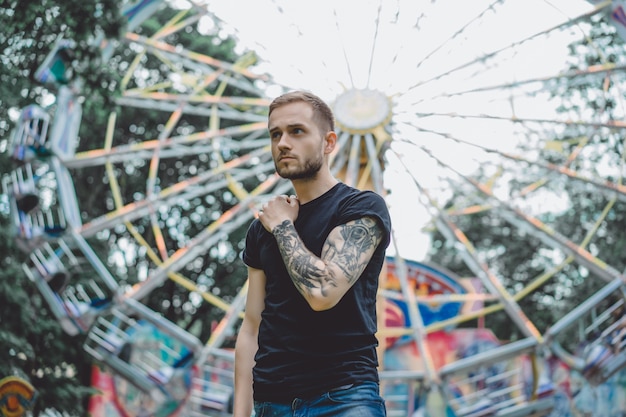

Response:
(272, 218), (383, 298)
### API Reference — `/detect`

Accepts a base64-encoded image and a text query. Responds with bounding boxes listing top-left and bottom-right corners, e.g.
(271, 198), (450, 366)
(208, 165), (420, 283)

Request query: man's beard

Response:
(276, 154), (324, 180)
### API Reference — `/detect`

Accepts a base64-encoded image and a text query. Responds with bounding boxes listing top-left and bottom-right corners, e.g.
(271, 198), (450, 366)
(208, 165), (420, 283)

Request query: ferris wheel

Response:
(4, 0), (626, 416)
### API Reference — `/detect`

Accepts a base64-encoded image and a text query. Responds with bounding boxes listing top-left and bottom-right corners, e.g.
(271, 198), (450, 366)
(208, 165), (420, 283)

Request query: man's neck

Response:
(291, 173), (339, 204)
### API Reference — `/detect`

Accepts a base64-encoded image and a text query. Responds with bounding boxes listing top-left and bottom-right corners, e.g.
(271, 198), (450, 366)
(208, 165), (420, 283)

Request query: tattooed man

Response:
(233, 91), (391, 417)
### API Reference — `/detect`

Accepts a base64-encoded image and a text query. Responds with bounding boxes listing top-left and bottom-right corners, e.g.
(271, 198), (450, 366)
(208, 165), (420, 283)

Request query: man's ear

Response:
(324, 131), (337, 155)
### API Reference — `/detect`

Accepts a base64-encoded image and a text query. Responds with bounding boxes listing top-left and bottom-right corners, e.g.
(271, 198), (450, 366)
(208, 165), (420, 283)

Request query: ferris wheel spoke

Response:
(423, 146), (626, 284)
(65, 123), (268, 168)
(404, 2), (610, 98)
(503, 152), (626, 203)
(124, 33), (267, 82)
(386, 247), (440, 385)
(393, 134), (622, 347)
(417, 121), (626, 203)
(399, 152), (543, 341)
(365, 0), (384, 89)
(122, 219), (239, 314)
(201, 280), (248, 356)
(117, 94), (270, 111)
(398, 130), (623, 314)
(114, 96), (263, 119)
(332, 7), (356, 88)
(464, 63), (626, 99)
(79, 155), (274, 238)
(409, 109), (626, 134)
(125, 179), (292, 301)
(411, 0), (503, 75)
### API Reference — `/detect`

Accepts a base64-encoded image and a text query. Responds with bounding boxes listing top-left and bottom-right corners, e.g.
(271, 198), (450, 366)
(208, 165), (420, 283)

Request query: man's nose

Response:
(276, 133), (291, 149)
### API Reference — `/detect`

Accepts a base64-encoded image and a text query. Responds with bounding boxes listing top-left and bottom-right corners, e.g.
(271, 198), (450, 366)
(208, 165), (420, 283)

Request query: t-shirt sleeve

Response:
(241, 219), (264, 269)
(337, 190), (392, 249)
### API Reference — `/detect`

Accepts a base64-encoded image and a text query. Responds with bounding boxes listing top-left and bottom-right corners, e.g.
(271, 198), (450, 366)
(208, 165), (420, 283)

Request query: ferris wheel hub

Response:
(333, 89), (391, 133)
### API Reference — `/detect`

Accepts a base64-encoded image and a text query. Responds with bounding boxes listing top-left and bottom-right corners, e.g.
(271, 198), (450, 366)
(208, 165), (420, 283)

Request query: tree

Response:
(0, 0), (125, 136)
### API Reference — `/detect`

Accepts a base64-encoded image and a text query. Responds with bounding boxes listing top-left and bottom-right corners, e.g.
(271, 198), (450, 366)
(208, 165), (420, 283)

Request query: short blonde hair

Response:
(268, 90), (335, 134)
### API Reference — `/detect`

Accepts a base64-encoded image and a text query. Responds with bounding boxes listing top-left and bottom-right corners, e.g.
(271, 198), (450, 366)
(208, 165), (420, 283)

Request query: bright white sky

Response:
(201, 0), (599, 260)
(206, 0), (593, 95)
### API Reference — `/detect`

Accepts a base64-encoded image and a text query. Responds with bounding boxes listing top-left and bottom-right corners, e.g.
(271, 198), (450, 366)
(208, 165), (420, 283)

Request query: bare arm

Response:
(272, 216), (383, 311)
(233, 267), (265, 417)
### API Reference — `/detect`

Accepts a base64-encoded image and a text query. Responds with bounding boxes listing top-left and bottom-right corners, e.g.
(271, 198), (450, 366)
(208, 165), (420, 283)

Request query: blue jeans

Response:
(253, 381), (386, 417)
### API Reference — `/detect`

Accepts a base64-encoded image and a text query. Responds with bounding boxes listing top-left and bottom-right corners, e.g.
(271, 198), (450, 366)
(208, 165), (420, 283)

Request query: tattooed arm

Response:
(272, 217), (383, 311)
(257, 194), (384, 310)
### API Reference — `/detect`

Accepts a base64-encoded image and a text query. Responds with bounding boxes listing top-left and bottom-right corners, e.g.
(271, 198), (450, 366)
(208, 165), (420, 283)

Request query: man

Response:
(234, 90), (391, 417)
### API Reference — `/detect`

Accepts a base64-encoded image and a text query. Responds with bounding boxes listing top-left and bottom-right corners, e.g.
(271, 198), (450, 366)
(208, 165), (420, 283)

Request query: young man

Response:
(234, 90), (391, 417)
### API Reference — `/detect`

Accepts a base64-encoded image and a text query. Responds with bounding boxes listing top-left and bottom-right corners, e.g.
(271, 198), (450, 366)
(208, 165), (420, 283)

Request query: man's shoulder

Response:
(336, 184), (388, 209)
(335, 182), (385, 201)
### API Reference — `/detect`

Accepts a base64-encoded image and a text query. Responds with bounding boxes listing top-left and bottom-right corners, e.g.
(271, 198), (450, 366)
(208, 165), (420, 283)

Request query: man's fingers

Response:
(287, 194), (298, 206)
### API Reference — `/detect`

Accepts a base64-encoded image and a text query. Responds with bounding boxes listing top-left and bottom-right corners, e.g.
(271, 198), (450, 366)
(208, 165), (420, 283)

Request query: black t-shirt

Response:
(242, 182), (392, 402)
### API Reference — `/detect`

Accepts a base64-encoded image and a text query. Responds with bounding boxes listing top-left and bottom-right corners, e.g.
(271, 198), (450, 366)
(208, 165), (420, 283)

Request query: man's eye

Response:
(293, 128), (303, 134)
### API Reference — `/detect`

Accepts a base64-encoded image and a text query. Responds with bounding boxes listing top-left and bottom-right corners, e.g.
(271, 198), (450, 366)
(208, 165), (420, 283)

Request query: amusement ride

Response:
(3, 0), (626, 416)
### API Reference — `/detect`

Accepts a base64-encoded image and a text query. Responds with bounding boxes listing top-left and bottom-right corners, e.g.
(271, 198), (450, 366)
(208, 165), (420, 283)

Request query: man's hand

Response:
(258, 194), (299, 232)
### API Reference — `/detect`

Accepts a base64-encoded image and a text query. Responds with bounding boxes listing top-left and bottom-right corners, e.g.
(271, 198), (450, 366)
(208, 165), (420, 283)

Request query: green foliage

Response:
(0, 0), (125, 138)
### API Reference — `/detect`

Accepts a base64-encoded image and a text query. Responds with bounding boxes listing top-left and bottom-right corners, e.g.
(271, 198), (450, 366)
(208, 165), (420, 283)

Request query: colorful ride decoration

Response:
(379, 258), (555, 416)
(382, 257), (473, 345)
(0, 377), (36, 417)
(84, 298), (202, 417)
